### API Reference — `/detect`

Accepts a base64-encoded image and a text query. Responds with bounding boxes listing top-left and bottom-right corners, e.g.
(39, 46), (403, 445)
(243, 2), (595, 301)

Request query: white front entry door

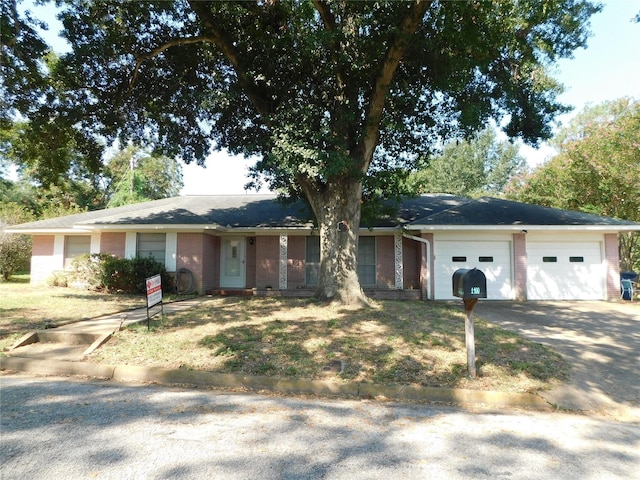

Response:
(221, 238), (246, 288)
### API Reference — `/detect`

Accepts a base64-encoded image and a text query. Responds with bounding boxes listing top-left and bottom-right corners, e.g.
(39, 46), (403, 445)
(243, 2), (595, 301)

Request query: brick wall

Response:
(176, 233), (203, 293)
(256, 236), (279, 289)
(513, 233), (527, 301)
(287, 236), (306, 289)
(30, 235), (56, 285)
(100, 232), (126, 258)
(403, 237), (421, 290)
(32, 235), (54, 256)
(376, 235), (394, 288)
(604, 233), (620, 301)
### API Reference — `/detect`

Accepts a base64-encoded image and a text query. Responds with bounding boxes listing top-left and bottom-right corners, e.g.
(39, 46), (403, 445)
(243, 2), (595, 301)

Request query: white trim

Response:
(407, 225), (640, 232)
(124, 232), (137, 259)
(165, 232), (177, 271)
(53, 235), (65, 270)
(90, 234), (100, 255)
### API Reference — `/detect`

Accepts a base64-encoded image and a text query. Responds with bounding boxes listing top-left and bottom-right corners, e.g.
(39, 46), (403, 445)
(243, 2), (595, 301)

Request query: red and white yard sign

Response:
(146, 274), (162, 308)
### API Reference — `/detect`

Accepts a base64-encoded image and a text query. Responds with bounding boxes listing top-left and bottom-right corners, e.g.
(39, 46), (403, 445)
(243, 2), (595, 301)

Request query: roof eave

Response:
(406, 224), (640, 232)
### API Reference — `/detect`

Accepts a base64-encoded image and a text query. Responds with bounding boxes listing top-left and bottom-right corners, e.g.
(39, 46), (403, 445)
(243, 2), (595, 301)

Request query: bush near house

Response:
(55, 254), (173, 294)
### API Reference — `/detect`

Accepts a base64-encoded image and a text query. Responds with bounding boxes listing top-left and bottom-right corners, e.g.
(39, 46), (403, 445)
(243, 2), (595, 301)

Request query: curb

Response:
(0, 356), (551, 410)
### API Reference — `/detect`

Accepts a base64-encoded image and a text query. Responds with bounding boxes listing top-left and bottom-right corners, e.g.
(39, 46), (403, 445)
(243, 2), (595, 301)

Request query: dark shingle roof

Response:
(6, 194), (639, 232)
(410, 196), (638, 227)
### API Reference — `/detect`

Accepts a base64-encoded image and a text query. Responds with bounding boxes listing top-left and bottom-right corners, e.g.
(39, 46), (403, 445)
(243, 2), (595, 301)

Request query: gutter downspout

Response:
(402, 232), (431, 300)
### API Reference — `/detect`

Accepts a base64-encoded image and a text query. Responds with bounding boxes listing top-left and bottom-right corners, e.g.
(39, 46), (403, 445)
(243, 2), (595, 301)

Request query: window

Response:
(569, 256), (584, 263)
(357, 236), (376, 286)
(64, 236), (91, 268)
(305, 236), (320, 286)
(542, 256), (558, 263)
(137, 233), (166, 266)
(452, 256), (467, 262)
(305, 236), (377, 287)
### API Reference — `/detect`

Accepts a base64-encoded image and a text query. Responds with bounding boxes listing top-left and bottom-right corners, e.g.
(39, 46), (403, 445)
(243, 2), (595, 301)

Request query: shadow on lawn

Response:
(140, 297), (570, 390)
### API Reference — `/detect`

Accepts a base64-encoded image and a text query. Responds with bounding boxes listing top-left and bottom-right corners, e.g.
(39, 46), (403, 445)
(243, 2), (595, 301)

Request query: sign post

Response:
(145, 274), (163, 330)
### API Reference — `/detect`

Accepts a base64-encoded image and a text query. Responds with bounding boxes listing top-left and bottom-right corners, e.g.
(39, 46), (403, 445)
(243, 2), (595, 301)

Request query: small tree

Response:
(0, 203), (34, 280)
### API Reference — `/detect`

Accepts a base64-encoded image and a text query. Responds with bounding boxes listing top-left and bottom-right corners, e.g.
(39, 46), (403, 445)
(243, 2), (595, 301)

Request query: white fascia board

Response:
(76, 223), (228, 232)
(405, 225), (640, 233)
(229, 226), (315, 236)
(3, 227), (94, 234)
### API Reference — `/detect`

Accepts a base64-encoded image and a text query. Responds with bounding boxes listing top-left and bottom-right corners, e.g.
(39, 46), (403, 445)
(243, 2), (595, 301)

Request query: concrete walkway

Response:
(4, 297), (211, 361)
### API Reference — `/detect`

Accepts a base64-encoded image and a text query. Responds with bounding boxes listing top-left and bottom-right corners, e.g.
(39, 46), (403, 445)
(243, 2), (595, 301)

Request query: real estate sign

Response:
(146, 274), (163, 308)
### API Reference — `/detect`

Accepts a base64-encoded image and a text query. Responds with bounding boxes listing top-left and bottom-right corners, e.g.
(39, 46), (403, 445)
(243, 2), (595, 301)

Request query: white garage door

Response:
(434, 241), (514, 300)
(527, 242), (604, 300)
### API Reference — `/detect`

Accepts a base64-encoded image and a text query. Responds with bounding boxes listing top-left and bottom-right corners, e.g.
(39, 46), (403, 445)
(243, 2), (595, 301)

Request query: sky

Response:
(20, 0), (640, 196)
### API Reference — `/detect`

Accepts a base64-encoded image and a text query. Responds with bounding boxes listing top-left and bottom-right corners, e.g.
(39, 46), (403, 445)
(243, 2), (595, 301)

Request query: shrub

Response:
(70, 254), (173, 294)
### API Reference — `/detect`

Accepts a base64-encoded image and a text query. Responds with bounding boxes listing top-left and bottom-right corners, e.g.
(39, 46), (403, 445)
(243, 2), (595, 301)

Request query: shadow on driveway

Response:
(475, 301), (640, 417)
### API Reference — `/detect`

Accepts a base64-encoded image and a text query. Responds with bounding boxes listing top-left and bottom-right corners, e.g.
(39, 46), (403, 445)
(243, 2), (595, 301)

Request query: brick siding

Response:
(100, 232), (126, 258)
(287, 236), (306, 289)
(255, 236), (280, 289)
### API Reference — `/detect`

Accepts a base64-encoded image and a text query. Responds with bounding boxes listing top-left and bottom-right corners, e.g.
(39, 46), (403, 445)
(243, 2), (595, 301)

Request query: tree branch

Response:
(187, 0), (273, 123)
(128, 36), (210, 93)
(359, 0), (432, 172)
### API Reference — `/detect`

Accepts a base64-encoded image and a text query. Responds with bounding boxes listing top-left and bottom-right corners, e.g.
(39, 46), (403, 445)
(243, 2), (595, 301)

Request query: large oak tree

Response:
(8, 0), (600, 304)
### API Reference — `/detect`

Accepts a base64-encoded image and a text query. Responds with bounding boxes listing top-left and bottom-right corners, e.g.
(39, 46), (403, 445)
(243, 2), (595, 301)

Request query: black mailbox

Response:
(452, 268), (487, 299)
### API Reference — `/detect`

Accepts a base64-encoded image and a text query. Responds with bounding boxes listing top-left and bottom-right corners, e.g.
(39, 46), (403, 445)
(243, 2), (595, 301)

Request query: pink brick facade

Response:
(32, 235), (54, 256)
(255, 236), (280, 289)
(100, 232), (126, 258)
(287, 236), (306, 289)
(376, 236), (395, 288)
(23, 229), (632, 302)
(402, 237), (421, 290)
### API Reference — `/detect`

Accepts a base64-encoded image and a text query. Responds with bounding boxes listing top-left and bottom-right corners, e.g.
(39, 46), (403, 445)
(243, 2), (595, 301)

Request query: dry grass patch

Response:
(0, 276), (147, 352)
(89, 296), (569, 393)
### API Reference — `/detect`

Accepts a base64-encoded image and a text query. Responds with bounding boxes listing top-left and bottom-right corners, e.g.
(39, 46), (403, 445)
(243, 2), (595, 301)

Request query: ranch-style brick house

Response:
(7, 194), (640, 301)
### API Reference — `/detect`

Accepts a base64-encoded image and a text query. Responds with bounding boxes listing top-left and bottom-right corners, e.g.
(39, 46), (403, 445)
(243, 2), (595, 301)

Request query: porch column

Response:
(394, 230), (403, 290)
(279, 234), (288, 290)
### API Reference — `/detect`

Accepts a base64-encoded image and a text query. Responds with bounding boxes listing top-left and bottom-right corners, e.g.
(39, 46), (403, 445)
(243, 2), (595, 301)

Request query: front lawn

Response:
(88, 296), (569, 393)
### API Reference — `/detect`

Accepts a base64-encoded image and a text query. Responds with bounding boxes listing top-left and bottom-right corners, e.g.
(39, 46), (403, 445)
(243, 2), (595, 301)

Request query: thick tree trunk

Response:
(305, 179), (369, 306)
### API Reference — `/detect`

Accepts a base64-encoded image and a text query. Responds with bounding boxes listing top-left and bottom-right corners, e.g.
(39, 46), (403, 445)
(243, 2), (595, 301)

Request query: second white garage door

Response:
(526, 241), (605, 300)
(434, 241), (514, 300)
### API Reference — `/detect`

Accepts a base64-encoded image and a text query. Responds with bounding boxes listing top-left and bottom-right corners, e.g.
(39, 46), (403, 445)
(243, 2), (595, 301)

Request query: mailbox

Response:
(452, 268), (487, 299)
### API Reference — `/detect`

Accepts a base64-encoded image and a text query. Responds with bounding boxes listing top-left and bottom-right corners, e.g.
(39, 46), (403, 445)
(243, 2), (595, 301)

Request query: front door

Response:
(221, 237), (246, 288)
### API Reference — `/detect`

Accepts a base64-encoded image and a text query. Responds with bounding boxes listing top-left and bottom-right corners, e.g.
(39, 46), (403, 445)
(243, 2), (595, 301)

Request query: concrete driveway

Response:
(474, 301), (640, 419)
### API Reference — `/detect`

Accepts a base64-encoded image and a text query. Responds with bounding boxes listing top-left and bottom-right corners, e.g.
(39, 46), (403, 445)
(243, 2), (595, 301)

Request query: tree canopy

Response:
(3, 0), (601, 303)
(410, 127), (526, 197)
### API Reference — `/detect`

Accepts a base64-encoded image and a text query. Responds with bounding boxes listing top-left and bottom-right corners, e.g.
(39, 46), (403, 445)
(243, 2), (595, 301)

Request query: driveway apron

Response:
(475, 301), (640, 418)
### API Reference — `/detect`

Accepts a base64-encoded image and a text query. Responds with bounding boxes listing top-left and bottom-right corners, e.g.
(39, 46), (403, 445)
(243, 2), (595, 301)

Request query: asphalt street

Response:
(1, 373), (638, 480)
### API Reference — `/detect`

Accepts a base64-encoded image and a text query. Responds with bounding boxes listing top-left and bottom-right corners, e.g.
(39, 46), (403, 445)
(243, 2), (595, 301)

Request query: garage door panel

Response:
(527, 242), (604, 300)
(434, 241), (513, 300)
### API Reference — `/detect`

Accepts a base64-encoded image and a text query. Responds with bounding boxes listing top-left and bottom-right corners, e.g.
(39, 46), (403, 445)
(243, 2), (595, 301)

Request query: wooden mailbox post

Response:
(452, 268), (487, 378)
